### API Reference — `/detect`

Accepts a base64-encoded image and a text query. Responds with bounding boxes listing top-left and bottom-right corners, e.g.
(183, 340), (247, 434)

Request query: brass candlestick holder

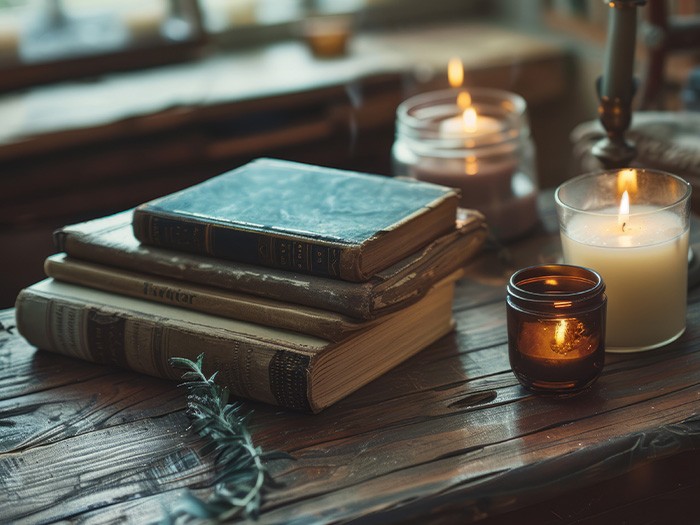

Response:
(592, 0), (647, 169)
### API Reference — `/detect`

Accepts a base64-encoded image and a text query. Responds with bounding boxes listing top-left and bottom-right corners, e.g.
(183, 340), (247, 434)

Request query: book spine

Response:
(132, 211), (352, 280)
(44, 255), (364, 342)
(15, 289), (314, 412)
(57, 226), (375, 320)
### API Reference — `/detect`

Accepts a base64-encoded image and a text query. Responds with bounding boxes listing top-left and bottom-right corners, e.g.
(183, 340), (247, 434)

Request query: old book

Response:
(44, 253), (400, 342)
(131, 158), (460, 281)
(54, 208), (486, 320)
(15, 276), (457, 413)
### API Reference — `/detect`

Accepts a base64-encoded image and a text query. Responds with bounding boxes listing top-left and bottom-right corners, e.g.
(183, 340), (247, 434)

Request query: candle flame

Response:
(617, 168), (638, 197)
(618, 190), (630, 231)
(554, 319), (568, 347)
(457, 90), (472, 111)
(448, 57), (476, 135)
(448, 57), (464, 88)
(464, 155), (478, 175)
(462, 106), (477, 133)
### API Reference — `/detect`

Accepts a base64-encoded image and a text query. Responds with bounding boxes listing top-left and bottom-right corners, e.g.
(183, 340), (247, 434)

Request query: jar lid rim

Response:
(507, 264), (605, 302)
(555, 169), (692, 214)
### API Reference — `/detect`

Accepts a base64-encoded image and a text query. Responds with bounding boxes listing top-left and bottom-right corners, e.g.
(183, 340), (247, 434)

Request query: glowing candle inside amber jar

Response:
(507, 264), (607, 395)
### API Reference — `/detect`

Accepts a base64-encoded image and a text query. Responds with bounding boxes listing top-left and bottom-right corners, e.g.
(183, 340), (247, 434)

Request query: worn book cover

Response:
(15, 277), (456, 413)
(55, 208), (486, 320)
(44, 253), (403, 342)
(131, 158), (460, 281)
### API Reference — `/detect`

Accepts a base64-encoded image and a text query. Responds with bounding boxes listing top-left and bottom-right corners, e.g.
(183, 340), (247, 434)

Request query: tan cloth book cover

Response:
(44, 253), (402, 342)
(16, 276), (457, 413)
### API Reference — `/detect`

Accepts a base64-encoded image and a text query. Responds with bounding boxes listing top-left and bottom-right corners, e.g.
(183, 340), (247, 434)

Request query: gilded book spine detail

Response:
(260, 238), (342, 278)
(86, 310), (128, 369)
(134, 213), (345, 278)
(48, 299), (87, 360)
(16, 290), (316, 412)
(269, 351), (312, 412)
(134, 215), (208, 253)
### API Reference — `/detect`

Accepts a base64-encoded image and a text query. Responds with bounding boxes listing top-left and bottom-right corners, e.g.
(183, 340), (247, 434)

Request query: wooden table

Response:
(2, 201), (700, 524)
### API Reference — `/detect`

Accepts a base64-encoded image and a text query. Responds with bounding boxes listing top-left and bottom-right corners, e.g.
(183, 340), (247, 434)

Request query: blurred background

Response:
(1, 0), (699, 307)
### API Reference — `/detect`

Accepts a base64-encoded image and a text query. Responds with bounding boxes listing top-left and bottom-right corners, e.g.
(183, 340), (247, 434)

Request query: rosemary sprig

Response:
(168, 354), (291, 522)
(0, 320), (14, 335)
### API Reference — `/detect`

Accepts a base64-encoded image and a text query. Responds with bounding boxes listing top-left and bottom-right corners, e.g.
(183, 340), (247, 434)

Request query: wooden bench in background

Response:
(0, 23), (576, 307)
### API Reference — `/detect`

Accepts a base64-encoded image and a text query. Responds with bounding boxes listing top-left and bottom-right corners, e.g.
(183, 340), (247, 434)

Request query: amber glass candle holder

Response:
(507, 264), (607, 395)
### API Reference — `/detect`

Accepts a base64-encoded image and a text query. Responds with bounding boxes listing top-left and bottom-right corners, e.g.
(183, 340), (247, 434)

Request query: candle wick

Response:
(621, 222), (626, 233)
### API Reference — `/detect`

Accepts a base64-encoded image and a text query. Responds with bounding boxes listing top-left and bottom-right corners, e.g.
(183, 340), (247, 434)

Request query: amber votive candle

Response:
(506, 264), (607, 395)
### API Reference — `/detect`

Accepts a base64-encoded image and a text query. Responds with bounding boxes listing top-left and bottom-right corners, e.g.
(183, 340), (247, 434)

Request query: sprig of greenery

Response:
(168, 354), (291, 522)
(0, 320), (14, 335)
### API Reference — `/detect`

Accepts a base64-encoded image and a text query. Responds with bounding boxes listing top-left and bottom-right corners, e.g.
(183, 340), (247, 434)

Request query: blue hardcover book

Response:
(132, 158), (460, 281)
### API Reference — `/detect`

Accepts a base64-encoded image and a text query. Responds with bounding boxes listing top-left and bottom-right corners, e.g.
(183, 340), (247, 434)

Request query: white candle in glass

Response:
(439, 105), (502, 138)
(393, 80), (540, 241)
(557, 169), (691, 352)
(412, 90), (535, 240)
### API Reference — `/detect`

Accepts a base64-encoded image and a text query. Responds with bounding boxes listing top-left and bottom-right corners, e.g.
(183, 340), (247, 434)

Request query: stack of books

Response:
(15, 158), (487, 412)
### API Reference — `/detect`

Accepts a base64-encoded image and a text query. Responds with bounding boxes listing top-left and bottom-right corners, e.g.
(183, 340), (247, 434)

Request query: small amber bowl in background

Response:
(506, 264), (607, 395)
(302, 16), (351, 58)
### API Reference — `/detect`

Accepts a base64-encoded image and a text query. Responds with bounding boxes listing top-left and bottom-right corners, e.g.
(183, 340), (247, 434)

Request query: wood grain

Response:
(2, 210), (700, 524)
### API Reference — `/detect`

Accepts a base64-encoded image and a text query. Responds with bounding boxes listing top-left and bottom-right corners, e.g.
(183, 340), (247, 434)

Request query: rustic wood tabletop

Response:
(2, 195), (700, 524)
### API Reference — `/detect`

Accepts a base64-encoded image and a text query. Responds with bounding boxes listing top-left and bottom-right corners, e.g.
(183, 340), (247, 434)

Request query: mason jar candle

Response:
(507, 264), (607, 395)
(392, 87), (539, 241)
(555, 169), (691, 352)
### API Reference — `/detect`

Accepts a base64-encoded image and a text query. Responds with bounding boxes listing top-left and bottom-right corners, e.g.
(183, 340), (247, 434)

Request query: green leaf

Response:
(162, 353), (292, 523)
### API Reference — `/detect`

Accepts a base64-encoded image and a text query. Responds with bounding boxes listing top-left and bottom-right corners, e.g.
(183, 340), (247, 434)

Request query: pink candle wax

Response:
(412, 156), (538, 240)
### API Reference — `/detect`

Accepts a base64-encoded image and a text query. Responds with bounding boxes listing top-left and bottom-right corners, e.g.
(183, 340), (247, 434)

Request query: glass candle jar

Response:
(392, 87), (539, 241)
(507, 264), (607, 395)
(556, 169), (691, 353)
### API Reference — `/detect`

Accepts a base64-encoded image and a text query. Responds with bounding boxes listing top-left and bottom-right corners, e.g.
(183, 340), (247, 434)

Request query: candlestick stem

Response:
(593, 0), (646, 169)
